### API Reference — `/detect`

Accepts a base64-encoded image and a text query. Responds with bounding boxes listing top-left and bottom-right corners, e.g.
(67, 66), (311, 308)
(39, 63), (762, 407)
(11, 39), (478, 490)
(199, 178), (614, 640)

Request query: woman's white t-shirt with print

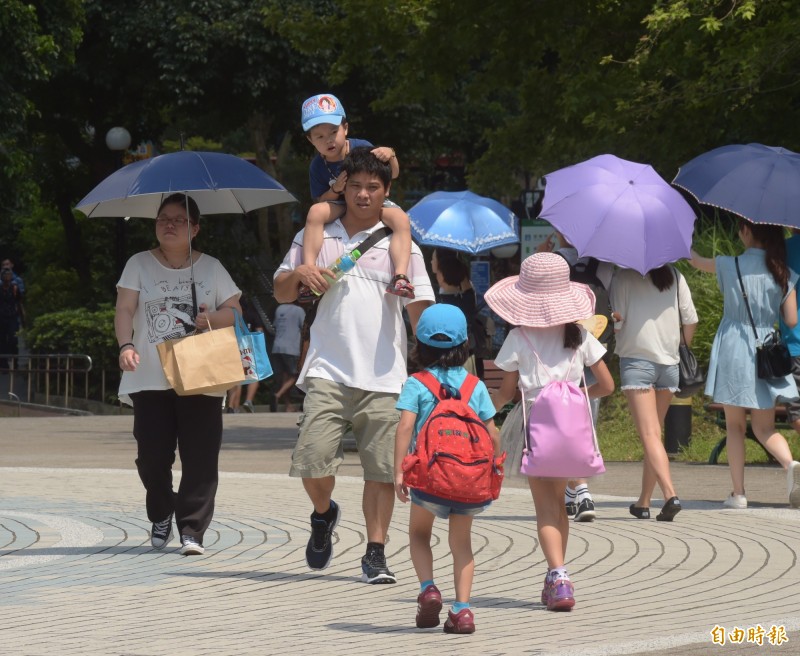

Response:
(494, 325), (606, 409)
(117, 251), (240, 404)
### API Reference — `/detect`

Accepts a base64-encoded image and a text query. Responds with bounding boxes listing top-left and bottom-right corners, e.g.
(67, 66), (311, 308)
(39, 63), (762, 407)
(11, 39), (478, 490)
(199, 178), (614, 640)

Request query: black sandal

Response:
(629, 504), (650, 519)
(656, 496), (682, 522)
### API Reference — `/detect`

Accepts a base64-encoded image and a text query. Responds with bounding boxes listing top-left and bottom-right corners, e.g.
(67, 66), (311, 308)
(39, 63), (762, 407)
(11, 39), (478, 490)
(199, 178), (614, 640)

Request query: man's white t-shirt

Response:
(494, 326), (606, 408)
(117, 251), (241, 404)
(275, 220), (435, 394)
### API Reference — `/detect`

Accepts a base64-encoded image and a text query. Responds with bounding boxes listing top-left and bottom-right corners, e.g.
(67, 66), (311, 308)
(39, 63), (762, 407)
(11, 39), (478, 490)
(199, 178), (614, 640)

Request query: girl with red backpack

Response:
(487, 253), (614, 611)
(394, 304), (503, 634)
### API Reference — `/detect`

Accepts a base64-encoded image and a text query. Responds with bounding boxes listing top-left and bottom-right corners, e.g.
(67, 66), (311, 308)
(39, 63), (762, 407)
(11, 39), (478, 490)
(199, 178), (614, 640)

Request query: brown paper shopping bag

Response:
(157, 326), (245, 396)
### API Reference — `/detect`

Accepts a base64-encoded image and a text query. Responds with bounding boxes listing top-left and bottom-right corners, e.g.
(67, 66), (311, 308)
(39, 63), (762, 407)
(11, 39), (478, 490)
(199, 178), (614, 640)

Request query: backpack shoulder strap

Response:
(354, 226), (393, 256)
(457, 373), (480, 403)
(412, 370), (444, 400)
(518, 328), (578, 380)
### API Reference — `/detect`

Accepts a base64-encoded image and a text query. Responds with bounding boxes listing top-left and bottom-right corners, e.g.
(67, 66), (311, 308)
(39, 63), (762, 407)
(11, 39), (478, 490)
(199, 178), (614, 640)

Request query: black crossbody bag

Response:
(735, 256), (792, 380)
(673, 267), (705, 398)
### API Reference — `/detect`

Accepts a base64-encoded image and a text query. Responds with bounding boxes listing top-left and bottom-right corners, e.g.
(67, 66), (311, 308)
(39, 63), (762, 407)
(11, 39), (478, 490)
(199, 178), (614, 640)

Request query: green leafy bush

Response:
(27, 305), (117, 369)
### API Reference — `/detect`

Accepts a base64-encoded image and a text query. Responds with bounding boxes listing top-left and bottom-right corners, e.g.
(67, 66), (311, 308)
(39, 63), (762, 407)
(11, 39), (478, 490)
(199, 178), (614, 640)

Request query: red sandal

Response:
(386, 274), (415, 299)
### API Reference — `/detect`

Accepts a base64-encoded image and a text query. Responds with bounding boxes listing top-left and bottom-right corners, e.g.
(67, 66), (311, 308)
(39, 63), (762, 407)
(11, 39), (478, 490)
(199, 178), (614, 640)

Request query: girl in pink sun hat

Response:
(487, 252), (614, 611)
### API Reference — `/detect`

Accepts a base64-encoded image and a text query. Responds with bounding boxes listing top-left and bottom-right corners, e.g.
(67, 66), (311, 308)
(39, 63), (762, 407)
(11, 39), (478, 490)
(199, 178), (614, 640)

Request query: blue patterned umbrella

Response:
(408, 190), (519, 254)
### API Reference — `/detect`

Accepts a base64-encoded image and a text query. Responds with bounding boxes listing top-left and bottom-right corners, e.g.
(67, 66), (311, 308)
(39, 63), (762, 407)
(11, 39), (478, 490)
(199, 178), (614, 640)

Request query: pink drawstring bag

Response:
(518, 333), (605, 478)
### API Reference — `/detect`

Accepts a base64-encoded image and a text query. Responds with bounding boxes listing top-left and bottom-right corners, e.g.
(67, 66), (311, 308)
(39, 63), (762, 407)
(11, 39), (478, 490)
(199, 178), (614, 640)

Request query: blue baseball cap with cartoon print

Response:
(301, 93), (346, 132)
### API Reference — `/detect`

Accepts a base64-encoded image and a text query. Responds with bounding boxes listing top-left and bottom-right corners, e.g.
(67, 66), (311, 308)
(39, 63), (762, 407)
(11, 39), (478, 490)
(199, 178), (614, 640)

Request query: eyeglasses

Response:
(156, 216), (189, 226)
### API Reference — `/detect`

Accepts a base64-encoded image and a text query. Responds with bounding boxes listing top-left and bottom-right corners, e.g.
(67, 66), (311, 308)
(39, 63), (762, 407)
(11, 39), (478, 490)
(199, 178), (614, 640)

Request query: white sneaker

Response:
(723, 493), (747, 509)
(788, 461), (800, 508)
(180, 535), (205, 555)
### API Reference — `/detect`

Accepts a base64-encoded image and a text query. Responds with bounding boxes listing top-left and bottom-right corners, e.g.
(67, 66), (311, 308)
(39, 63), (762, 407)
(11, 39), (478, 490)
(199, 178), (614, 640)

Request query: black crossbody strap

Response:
(352, 226), (393, 257)
(672, 266), (687, 345)
(735, 256), (760, 343)
(301, 226), (393, 332)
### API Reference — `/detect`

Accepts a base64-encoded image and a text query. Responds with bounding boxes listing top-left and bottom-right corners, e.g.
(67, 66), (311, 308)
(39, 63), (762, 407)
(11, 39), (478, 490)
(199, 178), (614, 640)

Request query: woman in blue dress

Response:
(690, 219), (800, 509)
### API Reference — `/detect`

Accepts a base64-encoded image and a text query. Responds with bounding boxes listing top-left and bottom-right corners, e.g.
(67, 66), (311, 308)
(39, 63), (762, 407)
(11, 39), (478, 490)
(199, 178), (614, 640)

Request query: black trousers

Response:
(130, 390), (223, 541)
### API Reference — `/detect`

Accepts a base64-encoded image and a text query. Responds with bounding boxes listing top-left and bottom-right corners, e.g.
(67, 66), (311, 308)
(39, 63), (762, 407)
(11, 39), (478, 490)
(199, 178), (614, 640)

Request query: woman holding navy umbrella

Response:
(116, 193), (241, 555)
(690, 219), (800, 509)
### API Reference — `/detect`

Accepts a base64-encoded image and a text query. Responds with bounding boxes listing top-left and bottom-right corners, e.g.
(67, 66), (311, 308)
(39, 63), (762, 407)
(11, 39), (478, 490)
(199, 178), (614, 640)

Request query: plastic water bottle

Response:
(312, 249), (362, 295)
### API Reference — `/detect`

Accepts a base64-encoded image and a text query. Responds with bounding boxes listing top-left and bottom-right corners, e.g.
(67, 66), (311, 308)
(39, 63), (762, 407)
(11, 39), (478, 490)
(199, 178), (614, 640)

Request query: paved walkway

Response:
(1, 414), (799, 655)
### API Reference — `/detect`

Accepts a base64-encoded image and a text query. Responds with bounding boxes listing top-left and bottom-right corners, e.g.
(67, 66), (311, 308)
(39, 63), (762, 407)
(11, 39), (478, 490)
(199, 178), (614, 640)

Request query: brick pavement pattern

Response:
(1, 415), (799, 656)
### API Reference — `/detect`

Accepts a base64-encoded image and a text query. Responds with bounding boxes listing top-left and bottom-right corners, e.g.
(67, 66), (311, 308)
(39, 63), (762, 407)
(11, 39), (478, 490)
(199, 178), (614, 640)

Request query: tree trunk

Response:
(55, 192), (91, 290)
(248, 111), (295, 260)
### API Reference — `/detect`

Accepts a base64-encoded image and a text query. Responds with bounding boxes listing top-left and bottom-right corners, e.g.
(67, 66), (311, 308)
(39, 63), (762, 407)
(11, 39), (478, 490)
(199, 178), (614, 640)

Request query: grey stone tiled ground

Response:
(1, 415), (799, 655)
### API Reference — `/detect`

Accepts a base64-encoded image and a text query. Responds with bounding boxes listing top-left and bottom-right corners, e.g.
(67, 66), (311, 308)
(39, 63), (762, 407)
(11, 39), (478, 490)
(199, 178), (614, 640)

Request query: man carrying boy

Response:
(274, 147), (434, 583)
(300, 93), (415, 298)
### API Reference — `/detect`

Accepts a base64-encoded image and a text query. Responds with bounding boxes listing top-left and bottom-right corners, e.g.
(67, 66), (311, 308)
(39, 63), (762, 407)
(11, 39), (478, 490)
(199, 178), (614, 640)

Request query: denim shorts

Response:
(619, 357), (679, 391)
(410, 489), (489, 520)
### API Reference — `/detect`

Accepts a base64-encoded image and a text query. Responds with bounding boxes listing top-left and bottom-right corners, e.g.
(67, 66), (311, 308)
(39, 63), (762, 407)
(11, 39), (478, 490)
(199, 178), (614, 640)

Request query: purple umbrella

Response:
(539, 154), (697, 275)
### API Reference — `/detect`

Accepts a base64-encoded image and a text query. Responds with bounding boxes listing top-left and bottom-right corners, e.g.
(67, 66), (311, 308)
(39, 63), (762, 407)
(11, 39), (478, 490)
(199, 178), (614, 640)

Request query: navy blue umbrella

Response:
(76, 150), (296, 218)
(673, 143), (800, 227)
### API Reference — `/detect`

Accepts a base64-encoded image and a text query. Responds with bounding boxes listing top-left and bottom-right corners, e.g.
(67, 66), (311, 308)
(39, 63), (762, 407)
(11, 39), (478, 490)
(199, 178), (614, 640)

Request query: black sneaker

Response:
(574, 497), (596, 522)
(565, 500), (578, 517)
(361, 548), (397, 584)
(305, 500), (340, 570)
(151, 513), (174, 549)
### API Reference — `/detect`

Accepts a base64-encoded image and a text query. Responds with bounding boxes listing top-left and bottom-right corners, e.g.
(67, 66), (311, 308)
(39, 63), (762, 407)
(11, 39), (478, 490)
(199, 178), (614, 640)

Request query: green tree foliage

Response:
(8, 0), (800, 340)
(0, 0), (83, 230)
(279, 0), (800, 194)
(13, 0), (320, 315)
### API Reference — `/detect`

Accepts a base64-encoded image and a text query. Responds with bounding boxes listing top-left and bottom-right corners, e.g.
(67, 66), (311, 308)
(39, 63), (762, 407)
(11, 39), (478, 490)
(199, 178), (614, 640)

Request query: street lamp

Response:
(106, 127), (131, 276)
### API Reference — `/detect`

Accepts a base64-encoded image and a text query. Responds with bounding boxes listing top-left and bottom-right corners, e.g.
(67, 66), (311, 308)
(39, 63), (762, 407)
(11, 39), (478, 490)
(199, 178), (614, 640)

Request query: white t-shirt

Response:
(272, 304), (306, 356)
(275, 219), (435, 393)
(610, 268), (698, 365)
(494, 326), (606, 408)
(117, 251), (241, 404)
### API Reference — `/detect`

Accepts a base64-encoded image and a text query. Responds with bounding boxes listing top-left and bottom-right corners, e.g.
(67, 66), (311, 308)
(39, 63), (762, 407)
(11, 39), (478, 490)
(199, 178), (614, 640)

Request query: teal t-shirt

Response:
(396, 365), (495, 447)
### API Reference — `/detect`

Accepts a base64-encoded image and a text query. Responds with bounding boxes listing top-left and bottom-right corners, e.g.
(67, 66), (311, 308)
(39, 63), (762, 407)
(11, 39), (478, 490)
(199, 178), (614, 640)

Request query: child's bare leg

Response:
(408, 502), (436, 583)
(382, 207), (412, 275)
(529, 478), (569, 567)
(381, 206), (415, 298)
(448, 514), (475, 603)
(302, 202), (345, 268)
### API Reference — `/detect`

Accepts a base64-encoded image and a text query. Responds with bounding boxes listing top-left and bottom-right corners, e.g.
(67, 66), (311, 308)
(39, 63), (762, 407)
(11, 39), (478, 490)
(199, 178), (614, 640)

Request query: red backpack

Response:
(401, 371), (505, 503)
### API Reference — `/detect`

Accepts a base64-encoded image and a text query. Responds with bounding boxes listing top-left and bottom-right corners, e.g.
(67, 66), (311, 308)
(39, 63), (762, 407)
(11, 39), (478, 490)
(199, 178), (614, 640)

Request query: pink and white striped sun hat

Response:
(484, 252), (595, 327)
